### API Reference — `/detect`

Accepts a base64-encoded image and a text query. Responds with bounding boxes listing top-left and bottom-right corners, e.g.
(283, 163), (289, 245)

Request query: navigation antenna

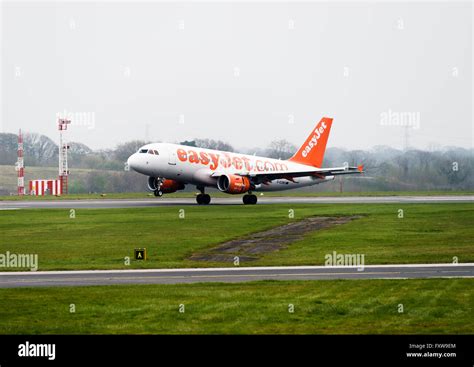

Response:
(16, 129), (25, 195)
(58, 118), (71, 194)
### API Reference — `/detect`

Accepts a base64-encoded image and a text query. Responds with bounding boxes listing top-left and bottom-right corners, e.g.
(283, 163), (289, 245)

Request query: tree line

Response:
(0, 132), (472, 194)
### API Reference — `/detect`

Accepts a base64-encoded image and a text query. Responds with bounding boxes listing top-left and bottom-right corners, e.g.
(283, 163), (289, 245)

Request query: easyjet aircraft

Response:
(127, 117), (363, 205)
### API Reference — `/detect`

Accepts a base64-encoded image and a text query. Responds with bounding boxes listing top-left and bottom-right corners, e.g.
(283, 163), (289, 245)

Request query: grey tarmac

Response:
(0, 195), (473, 209)
(0, 264), (472, 288)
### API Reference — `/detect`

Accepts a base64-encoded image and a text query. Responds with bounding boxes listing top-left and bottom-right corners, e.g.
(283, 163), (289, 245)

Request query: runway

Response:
(0, 263), (472, 288)
(0, 195), (473, 209)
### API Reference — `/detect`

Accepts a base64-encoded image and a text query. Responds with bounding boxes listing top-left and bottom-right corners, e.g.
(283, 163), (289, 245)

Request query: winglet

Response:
(357, 164), (364, 172)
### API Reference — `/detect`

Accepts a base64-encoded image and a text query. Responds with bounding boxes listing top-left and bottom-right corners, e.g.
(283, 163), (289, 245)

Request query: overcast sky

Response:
(1, 1), (472, 151)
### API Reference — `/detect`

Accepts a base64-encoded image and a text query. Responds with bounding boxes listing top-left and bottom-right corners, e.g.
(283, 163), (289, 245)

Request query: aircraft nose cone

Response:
(127, 153), (139, 172)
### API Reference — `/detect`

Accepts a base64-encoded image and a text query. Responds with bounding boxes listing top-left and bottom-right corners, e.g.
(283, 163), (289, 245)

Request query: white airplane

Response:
(127, 117), (363, 205)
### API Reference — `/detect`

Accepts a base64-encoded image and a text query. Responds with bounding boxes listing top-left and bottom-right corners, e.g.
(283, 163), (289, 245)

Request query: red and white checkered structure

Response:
(29, 179), (62, 196)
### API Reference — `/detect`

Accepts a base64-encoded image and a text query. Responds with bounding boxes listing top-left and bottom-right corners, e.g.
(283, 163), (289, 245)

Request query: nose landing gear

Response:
(151, 177), (164, 197)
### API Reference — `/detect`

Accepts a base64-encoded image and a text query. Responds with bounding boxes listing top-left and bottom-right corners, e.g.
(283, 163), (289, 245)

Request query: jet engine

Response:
(217, 174), (251, 194)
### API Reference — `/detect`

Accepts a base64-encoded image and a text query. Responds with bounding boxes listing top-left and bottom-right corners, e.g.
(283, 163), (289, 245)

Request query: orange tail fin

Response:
(288, 117), (333, 168)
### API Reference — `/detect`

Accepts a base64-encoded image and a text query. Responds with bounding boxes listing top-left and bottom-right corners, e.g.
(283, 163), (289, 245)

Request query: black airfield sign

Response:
(134, 248), (147, 261)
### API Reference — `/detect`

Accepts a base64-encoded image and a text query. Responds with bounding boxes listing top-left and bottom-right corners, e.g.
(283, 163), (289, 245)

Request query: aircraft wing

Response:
(211, 165), (364, 183)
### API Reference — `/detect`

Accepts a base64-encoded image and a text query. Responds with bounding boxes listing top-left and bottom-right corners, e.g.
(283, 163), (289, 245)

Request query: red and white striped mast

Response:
(17, 129), (25, 196)
(58, 118), (71, 194)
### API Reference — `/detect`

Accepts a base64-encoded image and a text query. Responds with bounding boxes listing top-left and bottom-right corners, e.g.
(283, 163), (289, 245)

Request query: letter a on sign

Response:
(134, 248), (147, 261)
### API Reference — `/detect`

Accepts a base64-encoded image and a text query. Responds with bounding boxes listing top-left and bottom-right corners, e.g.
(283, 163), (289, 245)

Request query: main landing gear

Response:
(196, 186), (211, 205)
(196, 194), (211, 205)
(153, 189), (163, 197)
(243, 193), (257, 205)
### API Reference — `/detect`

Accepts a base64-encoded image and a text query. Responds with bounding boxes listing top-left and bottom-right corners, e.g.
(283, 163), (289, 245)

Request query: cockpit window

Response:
(139, 149), (148, 153)
(153, 150), (159, 155)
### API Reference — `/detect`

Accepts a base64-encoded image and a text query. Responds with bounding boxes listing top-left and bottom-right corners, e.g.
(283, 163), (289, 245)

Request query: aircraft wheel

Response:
(154, 189), (163, 197)
(196, 194), (203, 204)
(243, 194), (257, 205)
(197, 193), (211, 205)
(202, 194), (211, 205)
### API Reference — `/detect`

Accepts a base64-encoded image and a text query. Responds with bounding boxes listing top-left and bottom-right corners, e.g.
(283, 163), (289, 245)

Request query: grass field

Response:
(1, 190), (473, 201)
(0, 203), (472, 270)
(0, 279), (471, 334)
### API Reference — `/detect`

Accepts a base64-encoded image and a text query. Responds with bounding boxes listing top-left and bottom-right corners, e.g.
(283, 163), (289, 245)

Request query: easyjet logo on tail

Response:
(302, 121), (327, 158)
(289, 117), (333, 168)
